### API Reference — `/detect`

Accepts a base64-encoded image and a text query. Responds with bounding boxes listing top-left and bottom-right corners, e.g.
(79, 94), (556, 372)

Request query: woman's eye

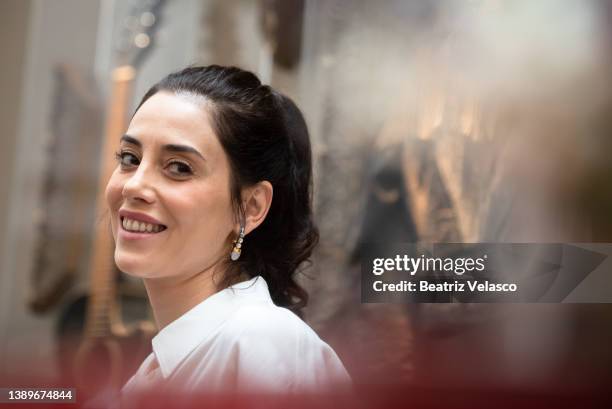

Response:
(167, 161), (193, 176)
(114, 151), (192, 177)
(114, 151), (139, 167)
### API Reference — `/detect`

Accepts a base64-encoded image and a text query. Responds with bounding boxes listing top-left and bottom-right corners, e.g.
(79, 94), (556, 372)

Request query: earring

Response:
(230, 226), (245, 261)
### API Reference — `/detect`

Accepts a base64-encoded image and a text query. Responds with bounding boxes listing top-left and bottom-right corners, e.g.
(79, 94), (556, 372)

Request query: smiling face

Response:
(105, 92), (236, 281)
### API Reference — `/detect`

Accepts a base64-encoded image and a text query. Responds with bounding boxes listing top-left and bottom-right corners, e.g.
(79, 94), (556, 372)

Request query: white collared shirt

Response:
(121, 276), (351, 397)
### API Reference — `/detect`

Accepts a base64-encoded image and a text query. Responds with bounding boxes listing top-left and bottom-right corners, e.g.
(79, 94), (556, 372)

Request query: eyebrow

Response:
(121, 134), (205, 161)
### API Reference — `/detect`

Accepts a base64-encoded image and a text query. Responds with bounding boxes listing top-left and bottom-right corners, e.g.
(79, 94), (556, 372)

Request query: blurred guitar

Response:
(71, 0), (166, 395)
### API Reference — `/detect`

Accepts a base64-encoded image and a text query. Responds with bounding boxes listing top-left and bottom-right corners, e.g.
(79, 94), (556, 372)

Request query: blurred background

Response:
(1, 0), (612, 403)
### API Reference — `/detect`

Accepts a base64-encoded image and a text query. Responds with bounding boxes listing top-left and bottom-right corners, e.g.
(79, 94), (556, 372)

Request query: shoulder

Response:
(220, 301), (319, 349)
(215, 302), (351, 391)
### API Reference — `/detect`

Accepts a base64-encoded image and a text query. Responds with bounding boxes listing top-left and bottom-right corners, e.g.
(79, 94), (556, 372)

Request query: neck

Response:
(143, 264), (251, 330)
(143, 265), (222, 330)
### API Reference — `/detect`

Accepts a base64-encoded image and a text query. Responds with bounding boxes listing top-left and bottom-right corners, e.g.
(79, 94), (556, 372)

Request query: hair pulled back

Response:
(136, 65), (318, 313)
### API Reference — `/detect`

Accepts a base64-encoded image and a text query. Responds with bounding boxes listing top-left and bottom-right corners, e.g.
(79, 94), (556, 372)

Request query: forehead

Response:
(126, 92), (219, 156)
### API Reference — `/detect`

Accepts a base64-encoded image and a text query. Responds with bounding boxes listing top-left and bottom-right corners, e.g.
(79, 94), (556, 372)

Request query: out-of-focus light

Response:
(140, 11), (155, 27)
(134, 33), (150, 48)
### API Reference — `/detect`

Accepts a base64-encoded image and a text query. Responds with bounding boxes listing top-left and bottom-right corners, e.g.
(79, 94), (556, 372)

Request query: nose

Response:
(121, 160), (157, 204)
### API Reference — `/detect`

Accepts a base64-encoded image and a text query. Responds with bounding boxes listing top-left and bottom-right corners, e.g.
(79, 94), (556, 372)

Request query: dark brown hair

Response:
(135, 65), (318, 314)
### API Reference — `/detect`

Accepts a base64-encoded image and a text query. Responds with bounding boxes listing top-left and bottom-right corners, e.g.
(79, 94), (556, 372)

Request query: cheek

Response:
(105, 171), (124, 210)
(105, 171), (125, 238)
(172, 185), (234, 240)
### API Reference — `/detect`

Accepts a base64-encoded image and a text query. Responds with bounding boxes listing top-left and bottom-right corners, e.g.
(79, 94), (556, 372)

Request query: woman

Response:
(105, 65), (351, 396)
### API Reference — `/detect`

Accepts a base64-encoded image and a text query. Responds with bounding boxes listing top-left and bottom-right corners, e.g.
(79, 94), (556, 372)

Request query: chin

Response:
(115, 252), (157, 279)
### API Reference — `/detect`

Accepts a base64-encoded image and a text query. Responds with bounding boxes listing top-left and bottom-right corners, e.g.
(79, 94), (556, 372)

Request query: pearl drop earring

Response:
(230, 226), (245, 261)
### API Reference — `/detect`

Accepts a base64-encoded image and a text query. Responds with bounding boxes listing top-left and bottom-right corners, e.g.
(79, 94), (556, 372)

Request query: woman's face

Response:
(105, 91), (235, 280)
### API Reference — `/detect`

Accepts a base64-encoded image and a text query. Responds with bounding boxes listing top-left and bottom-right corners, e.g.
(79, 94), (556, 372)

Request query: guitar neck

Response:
(84, 65), (136, 339)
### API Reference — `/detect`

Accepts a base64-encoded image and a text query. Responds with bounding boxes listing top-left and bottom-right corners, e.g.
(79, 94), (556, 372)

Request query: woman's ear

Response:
(242, 181), (273, 235)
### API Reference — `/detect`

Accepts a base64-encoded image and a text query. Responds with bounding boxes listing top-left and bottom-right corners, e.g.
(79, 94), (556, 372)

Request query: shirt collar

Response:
(151, 275), (272, 378)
